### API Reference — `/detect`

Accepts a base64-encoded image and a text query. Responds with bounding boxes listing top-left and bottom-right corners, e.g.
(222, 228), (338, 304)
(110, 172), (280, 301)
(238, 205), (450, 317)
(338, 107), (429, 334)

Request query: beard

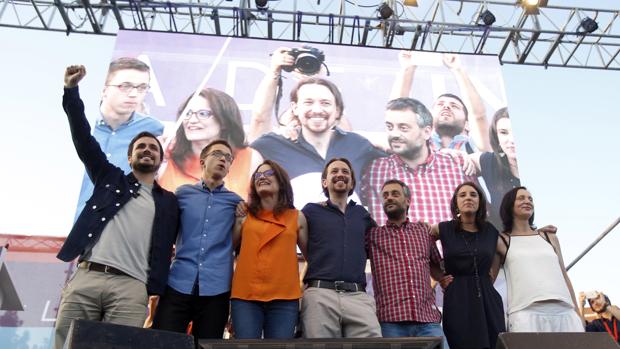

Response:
(389, 136), (424, 160)
(383, 202), (407, 221)
(131, 153), (160, 174)
(330, 175), (351, 194)
(435, 119), (464, 138)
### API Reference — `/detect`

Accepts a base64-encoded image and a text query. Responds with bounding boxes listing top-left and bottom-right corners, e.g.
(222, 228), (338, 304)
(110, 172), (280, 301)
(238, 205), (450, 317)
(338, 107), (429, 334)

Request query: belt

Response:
(79, 261), (128, 277)
(307, 280), (365, 293)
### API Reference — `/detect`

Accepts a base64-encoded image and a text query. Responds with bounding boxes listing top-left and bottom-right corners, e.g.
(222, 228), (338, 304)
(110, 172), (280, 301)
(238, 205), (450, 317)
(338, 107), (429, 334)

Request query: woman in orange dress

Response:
(230, 160), (308, 339)
(158, 88), (262, 198)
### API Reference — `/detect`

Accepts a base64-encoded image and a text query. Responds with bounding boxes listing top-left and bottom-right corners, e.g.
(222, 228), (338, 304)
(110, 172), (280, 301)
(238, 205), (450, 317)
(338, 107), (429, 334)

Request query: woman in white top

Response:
(493, 186), (583, 332)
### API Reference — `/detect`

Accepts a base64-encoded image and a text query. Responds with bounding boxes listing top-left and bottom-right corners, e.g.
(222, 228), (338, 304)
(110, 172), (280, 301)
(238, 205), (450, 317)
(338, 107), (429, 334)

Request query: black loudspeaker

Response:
(496, 332), (618, 349)
(199, 337), (442, 349)
(66, 319), (195, 349)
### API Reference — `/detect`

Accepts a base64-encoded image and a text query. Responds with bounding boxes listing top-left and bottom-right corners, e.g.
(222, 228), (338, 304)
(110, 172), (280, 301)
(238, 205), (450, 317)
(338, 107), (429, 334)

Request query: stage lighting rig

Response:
(377, 3), (394, 20)
(579, 17), (599, 34)
(479, 10), (496, 26)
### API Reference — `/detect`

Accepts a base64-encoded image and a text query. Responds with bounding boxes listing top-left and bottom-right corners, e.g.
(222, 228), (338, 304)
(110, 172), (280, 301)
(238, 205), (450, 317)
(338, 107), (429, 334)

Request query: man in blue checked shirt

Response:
(153, 139), (242, 339)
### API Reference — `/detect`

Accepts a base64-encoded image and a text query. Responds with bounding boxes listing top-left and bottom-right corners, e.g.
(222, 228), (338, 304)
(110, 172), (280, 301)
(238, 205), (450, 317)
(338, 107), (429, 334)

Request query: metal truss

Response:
(1, 0), (619, 70)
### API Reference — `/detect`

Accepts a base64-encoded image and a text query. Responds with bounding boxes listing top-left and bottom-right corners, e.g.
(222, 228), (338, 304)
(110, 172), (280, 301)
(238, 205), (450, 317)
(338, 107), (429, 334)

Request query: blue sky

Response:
(0, 0), (619, 302)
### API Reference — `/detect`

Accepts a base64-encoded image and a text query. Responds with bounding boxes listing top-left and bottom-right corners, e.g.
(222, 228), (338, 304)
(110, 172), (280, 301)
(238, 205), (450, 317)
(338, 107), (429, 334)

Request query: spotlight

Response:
(377, 3), (394, 20)
(255, 0), (268, 10)
(479, 10), (496, 26)
(520, 0), (548, 14)
(580, 17), (599, 33)
(403, 0), (418, 6)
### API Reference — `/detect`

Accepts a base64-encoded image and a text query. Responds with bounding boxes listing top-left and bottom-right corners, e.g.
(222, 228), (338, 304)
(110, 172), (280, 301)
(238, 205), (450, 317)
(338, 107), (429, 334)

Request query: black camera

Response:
(282, 46), (326, 75)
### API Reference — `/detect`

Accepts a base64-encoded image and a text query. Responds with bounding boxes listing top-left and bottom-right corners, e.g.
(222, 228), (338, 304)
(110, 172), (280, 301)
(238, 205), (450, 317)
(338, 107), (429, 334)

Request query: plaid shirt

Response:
(361, 151), (474, 226)
(368, 220), (442, 323)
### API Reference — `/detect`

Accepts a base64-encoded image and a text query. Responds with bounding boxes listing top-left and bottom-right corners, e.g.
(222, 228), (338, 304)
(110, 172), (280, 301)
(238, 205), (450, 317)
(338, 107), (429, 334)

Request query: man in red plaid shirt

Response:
(361, 97), (474, 226)
(367, 179), (448, 347)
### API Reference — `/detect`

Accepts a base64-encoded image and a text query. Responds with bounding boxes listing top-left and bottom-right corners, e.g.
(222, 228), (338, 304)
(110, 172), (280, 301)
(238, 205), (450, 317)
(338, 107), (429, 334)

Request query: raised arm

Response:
(389, 50), (417, 100)
(442, 54), (491, 152)
(248, 47), (294, 143)
(63, 65), (114, 184)
(297, 211), (309, 259)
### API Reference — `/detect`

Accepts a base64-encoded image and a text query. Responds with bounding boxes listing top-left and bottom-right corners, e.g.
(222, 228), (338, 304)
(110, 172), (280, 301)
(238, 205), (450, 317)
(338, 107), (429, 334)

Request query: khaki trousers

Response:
(54, 268), (148, 349)
(301, 287), (382, 338)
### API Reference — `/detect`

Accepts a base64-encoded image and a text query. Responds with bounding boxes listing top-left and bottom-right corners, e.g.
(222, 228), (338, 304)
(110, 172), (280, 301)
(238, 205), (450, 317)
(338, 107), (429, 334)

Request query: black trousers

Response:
(152, 286), (230, 339)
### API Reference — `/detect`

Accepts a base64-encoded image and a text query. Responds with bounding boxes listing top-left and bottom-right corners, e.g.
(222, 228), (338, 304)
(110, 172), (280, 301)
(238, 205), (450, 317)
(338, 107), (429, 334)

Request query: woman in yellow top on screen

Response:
(159, 88), (262, 198)
(230, 160), (308, 339)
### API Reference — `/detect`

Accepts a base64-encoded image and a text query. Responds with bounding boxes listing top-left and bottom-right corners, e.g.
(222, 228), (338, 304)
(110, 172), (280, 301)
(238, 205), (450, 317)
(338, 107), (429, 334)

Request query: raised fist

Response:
(64, 65), (86, 88)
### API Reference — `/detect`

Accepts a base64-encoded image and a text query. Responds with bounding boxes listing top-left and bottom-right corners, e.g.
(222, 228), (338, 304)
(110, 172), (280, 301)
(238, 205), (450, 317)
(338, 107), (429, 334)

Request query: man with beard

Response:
(580, 291), (620, 343)
(367, 179), (448, 347)
(152, 140), (242, 339)
(74, 57), (164, 219)
(300, 158), (381, 338)
(251, 77), (385, 207)
(55, 65), (178, 349)
(361, 97), (474, 226)
(391, 52), (490, 153)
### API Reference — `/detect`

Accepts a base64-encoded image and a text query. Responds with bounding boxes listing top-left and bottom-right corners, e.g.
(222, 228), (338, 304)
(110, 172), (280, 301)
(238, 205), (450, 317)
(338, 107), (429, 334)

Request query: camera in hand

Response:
(282, 46), (326, 75)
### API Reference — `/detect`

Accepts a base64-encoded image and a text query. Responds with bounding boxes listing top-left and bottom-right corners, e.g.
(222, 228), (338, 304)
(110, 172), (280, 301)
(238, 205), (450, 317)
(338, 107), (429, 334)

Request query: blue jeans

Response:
(231, 299), (299, 339)
(380, 321), (449, 349)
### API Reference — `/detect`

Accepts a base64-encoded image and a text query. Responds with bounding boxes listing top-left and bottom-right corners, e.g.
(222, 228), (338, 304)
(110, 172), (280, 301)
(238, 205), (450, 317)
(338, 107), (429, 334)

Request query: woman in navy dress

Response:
(432, 182), (505, 349)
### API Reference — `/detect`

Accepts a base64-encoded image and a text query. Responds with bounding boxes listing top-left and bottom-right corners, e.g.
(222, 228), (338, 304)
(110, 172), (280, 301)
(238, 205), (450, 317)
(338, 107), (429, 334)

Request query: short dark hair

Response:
(106, 57), (150, 83)
(437, 93), (469, 120)
(450, 181), (488, 231)
(127, 131), (163, 159)
(321, 157), (356, 197)
(290, 77), (344, 119)
(386, 97), (433, 129)
(381, 179), (411, 201)
(247, 160), (295, 218)
(199, 139), (233, 160)
(172, 89), (246, 170)
(499, 186), (535, 233)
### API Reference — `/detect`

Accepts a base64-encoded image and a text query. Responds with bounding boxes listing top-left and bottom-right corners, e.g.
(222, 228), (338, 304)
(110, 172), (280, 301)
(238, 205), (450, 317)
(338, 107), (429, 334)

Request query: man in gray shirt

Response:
(54, 65), (179, 349)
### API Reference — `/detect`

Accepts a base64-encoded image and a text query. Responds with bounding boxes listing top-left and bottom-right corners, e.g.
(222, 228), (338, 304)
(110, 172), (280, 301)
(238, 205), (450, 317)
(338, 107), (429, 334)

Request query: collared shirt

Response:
(367, 220), (442, 323)
(75, 111), (164, 219)
(362, 151), (474, 226)
(430, 131), (476, 153)
(168, 181), (242, 296)
(251, 127), (385, 184)
(302, 200), (375, 286)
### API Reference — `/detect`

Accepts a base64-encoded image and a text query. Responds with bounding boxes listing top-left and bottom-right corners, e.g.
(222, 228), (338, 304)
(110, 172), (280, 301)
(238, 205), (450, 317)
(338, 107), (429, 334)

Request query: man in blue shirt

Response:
(75, 57), (164, 219)
(251, 77), (385, 207)
(153, 140), (242, 339)
(300, 158), (381, 338)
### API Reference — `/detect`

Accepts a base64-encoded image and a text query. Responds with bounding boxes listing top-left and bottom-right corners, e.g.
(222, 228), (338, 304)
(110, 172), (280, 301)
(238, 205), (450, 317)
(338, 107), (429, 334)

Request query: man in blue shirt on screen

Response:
(75, 57), (164, 219)
(152, 139), (242, 339)
(251, 77), (385, 207)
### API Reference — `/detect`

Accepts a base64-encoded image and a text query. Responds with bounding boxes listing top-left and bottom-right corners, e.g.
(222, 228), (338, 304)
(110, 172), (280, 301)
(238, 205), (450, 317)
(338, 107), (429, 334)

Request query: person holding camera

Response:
(580, 291), (620, 343)
(250, 50), (385, 207)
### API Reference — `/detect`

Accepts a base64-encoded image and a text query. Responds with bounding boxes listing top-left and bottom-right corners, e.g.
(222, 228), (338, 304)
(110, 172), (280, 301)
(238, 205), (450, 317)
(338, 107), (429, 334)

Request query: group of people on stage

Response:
(53, 51), (610, 349)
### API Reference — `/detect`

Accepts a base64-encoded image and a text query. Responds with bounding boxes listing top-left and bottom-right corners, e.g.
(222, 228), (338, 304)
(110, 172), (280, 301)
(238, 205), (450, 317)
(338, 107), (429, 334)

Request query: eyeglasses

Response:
(183, 109), (214, 121)
(207, 150), (234, 163)
(254, 169), (275, 180)
(107, 82), (150, 94)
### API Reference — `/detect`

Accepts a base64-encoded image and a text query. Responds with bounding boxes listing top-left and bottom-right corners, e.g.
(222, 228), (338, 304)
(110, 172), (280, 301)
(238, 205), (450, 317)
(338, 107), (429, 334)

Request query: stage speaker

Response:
(497, 332), (618, 349)
(65, 319), (195, 349)
(199, 337), (442, 349)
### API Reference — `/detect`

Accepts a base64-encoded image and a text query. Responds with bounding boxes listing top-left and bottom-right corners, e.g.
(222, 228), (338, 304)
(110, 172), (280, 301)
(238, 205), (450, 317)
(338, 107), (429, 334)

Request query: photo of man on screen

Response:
(74, 57), (163, 219)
